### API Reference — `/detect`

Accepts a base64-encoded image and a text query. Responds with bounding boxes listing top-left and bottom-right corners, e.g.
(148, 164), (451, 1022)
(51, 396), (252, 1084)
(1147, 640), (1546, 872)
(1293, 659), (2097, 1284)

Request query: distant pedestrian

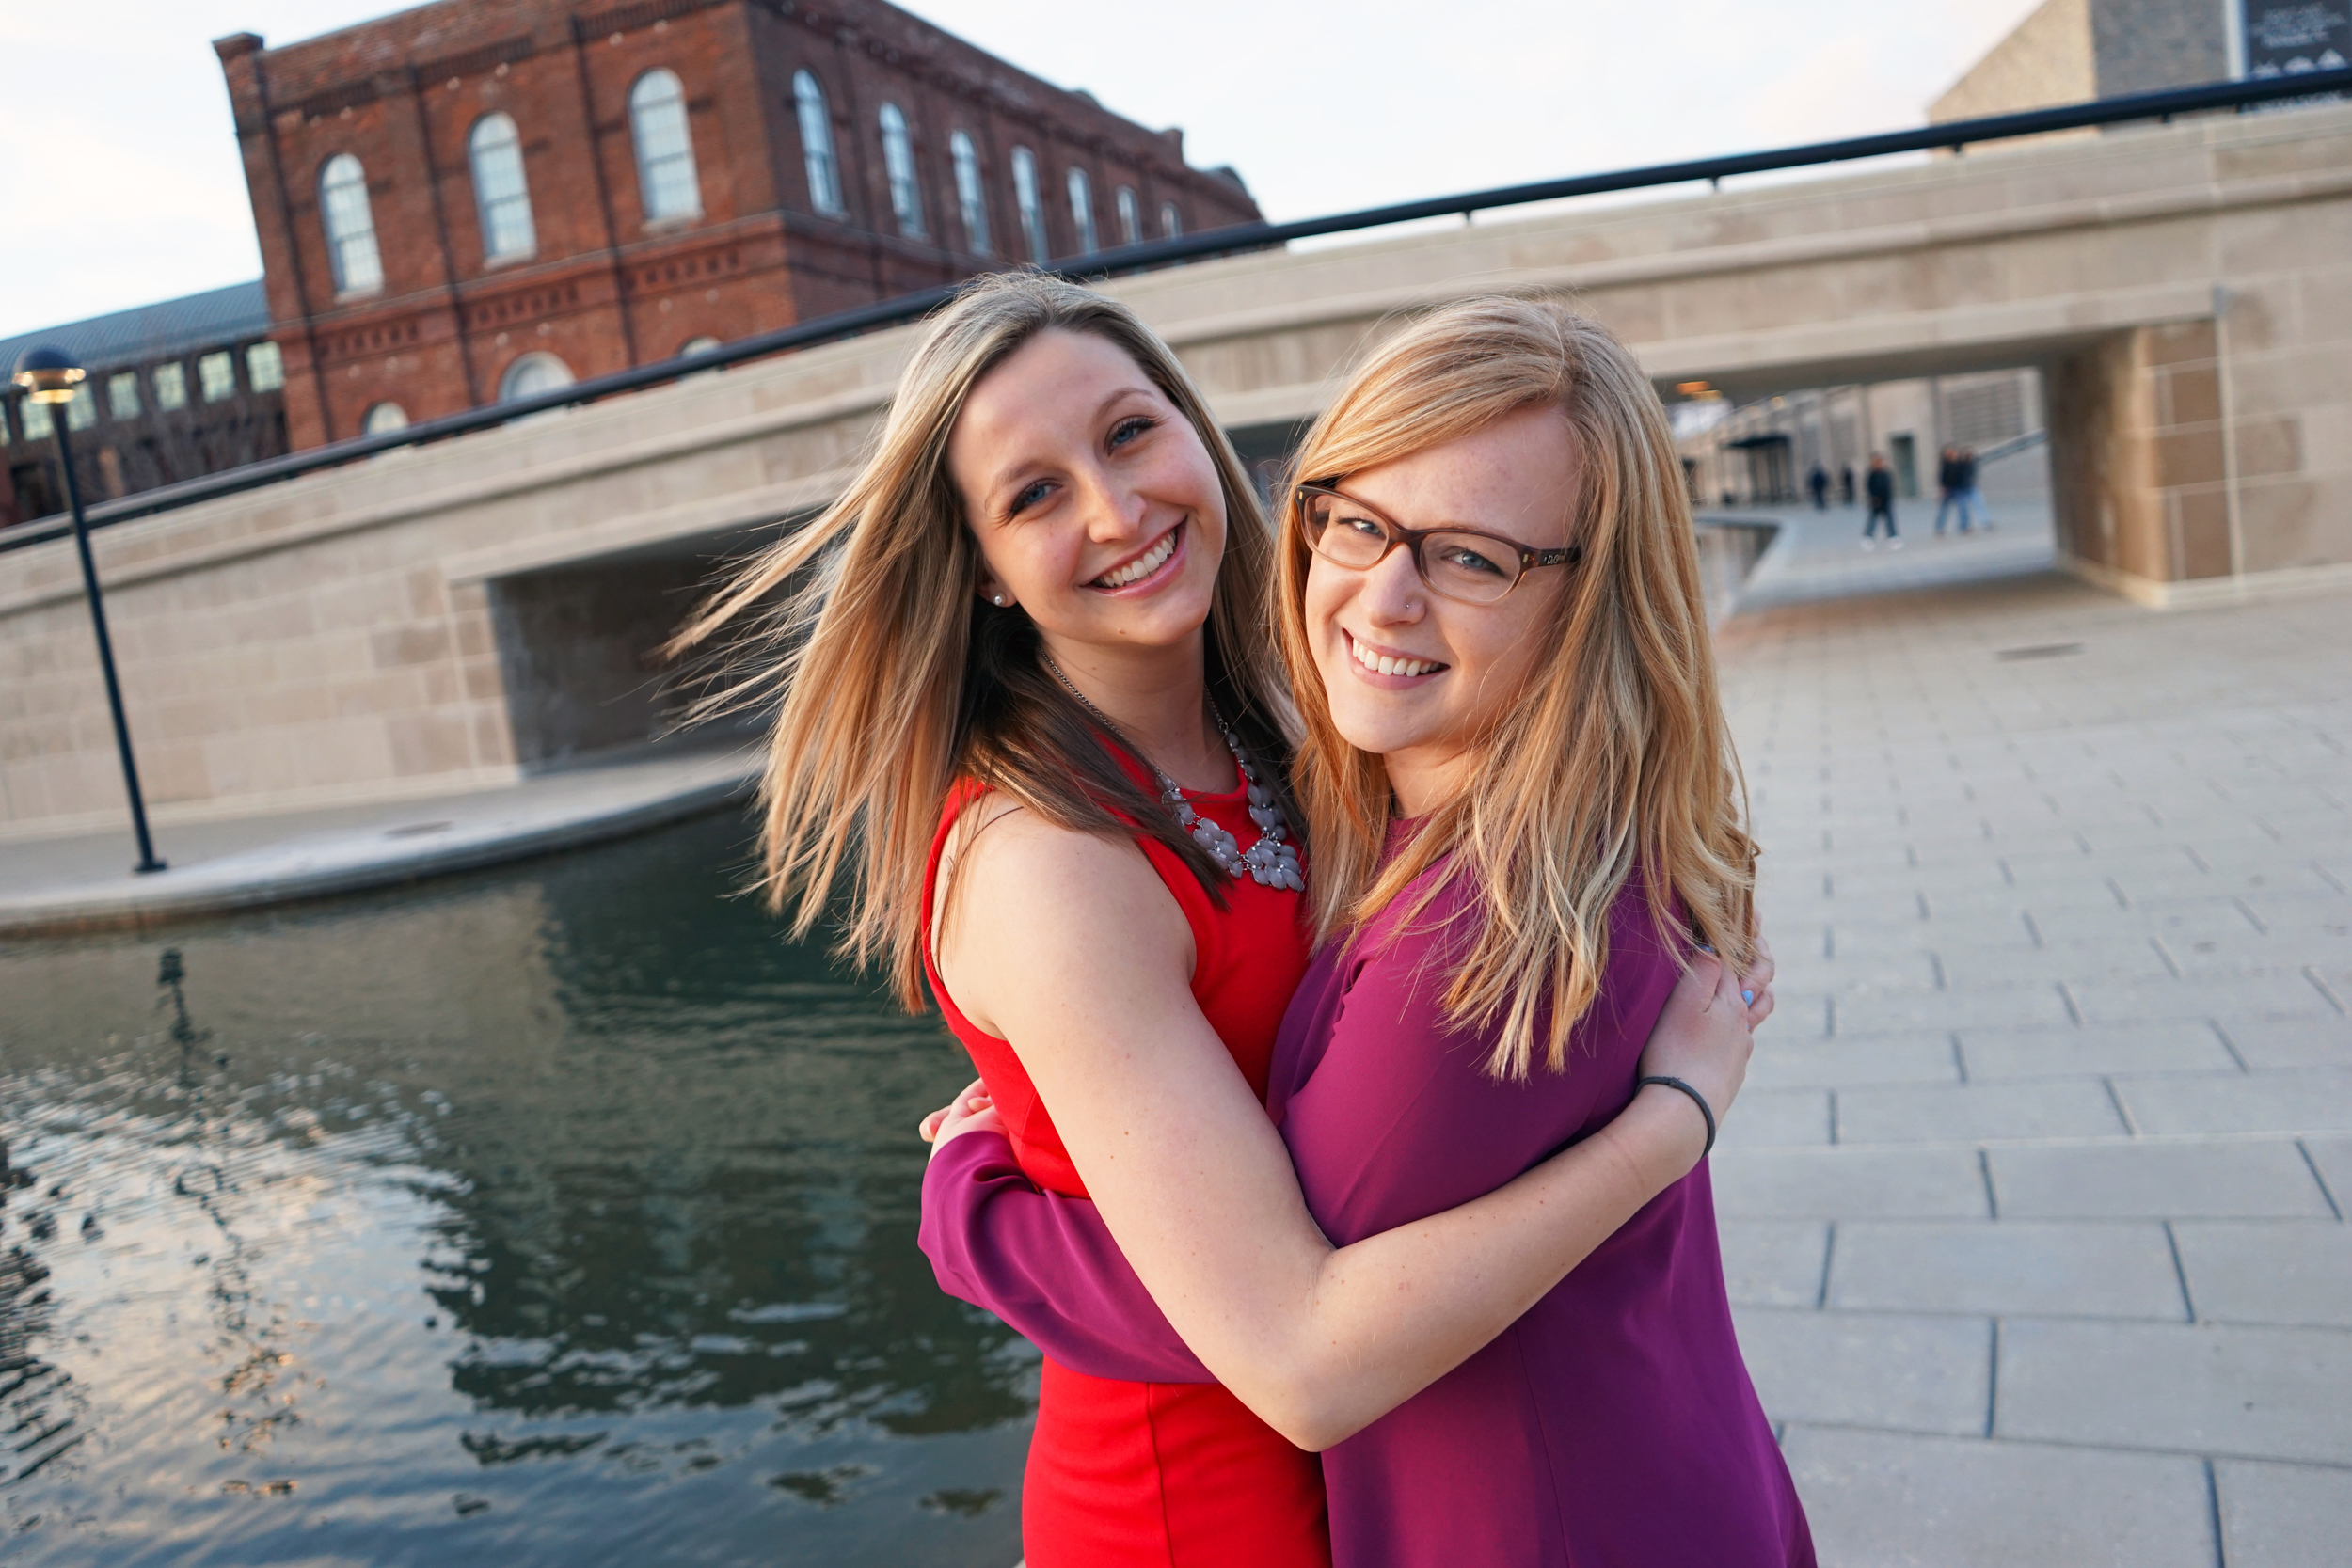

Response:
(1862, 453), (1900, 549)
(1807, 463), (1830, 510)
(1954, 446), (1988, 532)
(1838, 464), (1856, 506)
(1933, 445), (1963, 533)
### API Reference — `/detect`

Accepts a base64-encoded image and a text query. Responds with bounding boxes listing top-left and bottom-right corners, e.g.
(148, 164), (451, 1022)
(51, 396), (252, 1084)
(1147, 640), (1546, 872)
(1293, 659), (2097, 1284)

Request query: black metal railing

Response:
(3, 66), (2344, 557)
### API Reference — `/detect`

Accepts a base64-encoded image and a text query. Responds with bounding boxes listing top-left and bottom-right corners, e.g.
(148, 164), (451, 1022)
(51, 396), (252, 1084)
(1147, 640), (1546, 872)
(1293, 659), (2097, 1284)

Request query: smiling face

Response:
(1301, 404), (1581, 816)
(946, 328), (1226, 664)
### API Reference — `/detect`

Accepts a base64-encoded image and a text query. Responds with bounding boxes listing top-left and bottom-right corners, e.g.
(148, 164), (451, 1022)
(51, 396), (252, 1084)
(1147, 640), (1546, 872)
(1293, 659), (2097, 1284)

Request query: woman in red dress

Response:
(675, 274), (1762, 1567)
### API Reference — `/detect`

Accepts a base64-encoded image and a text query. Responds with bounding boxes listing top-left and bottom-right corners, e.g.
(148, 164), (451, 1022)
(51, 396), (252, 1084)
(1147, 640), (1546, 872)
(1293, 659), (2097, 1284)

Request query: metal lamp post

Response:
(13, 345), (167, 874)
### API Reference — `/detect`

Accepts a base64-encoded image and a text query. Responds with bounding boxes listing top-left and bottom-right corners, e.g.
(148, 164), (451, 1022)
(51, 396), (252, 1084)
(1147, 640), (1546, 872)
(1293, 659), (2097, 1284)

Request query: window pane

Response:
(362, 402), (409, 435)
(23, 399), (52, 439)
(949, 131), (989, 255)
(1012, 147), (1046, 261)
(153, 362), (188, 411)
(1161, 200), (1183, 239)
(1067, 166), (1096, 254)
(199, 352), (237, 403)
(246, 341), (285, 393)
(320, 153), (384, 293)
(793, 71), (842, 214)
(469, 113), (537, 261)
(879, 103), (923, 238)
(108, 372), (142, 420)
(629, 71), (702, 222)
(1116, 186), (1140, 247)
(65, 384), (97, 430)
(499, 352), (575, 403)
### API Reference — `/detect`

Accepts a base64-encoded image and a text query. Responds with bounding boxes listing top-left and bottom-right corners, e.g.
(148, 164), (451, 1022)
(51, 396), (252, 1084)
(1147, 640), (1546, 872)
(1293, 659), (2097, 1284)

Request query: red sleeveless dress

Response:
(921, 767), (1329, 1568)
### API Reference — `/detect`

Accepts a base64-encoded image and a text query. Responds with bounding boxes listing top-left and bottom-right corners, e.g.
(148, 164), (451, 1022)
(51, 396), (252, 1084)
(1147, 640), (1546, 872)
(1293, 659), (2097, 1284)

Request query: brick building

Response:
(215, 0), (1262, 451)
(0, 283), (289, 529)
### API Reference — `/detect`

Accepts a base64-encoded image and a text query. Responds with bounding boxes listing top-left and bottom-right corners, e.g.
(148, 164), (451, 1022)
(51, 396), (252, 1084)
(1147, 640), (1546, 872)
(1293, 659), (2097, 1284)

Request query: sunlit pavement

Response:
(1713, 558), (2352, 1564)
(1704, 495), (2058, 613)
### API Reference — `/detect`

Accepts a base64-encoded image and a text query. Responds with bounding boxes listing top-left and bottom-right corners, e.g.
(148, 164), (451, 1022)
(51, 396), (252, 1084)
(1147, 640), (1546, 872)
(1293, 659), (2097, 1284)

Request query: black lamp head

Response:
(11, 344), (87, 404)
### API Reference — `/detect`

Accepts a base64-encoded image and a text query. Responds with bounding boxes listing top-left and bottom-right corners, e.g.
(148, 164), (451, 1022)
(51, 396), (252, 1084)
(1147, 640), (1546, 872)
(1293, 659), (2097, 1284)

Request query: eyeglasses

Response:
(1295, 483), (1581, 606)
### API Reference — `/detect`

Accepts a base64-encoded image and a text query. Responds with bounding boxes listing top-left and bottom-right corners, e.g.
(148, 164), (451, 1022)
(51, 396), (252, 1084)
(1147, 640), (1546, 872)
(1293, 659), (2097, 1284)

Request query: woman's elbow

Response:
(1242, 1376), (1371, 1454)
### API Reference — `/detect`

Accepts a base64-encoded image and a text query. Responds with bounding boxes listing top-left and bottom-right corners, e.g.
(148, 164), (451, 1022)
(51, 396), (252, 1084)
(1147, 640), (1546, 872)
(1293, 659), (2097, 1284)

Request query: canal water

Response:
(0, 810), (1032, 1565)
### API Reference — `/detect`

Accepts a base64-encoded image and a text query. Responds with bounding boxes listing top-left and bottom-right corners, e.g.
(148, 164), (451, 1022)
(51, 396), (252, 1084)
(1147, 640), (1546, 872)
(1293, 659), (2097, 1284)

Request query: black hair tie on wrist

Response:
(1638, 1075), (1717, 1160)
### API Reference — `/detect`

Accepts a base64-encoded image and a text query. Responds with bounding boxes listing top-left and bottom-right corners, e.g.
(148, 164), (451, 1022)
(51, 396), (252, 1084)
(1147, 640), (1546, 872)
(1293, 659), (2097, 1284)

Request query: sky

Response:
(0, 0), (2044, 341)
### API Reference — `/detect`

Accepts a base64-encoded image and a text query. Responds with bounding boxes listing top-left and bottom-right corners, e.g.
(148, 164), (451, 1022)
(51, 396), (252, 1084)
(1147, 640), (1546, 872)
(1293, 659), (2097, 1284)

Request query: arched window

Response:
(1067, 166), (1097, 255)
(1160, 200), (1183, 239)
(499, 352), (575, 403)
(469, 113), (536, 261)
(362, 402), (410, 435)
(949, 130), (989, 255)
(878, 103), (924, 238)
(319, 153), (384, 294)
(628, 70), (701, 223)
(1011, 146), (1047, 261)
(1116, 185), (1141, 247)
(678, 335), (722, 356)
(793, 70), (842, 214)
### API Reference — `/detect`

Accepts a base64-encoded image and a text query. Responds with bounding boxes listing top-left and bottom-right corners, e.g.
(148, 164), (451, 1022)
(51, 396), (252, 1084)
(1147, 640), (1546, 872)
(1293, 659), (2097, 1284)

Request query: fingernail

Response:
(1743, 990), (1756, 1005)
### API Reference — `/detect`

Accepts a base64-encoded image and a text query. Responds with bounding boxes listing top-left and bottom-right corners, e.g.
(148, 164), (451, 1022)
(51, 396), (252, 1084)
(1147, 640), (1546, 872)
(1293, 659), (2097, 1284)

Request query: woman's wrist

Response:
(1613, 1082), (1714, 1190)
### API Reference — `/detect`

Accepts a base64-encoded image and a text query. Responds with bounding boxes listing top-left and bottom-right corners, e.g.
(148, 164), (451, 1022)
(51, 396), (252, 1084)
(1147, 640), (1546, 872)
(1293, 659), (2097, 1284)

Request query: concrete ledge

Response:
(0, 745), (758, 938)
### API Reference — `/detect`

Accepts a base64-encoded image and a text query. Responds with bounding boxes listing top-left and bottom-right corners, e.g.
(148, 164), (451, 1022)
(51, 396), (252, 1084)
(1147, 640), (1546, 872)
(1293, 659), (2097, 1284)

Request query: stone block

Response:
(1998, 1319), (2352, 1465)
(1713, 1148), (1992, 1220)
(2068, 974), (2336, 1025)
(1957, 1021), (2237, 1081)
(2114, 1068), (2352, 1136)
(1835, 1080), (2127, 1144)
(1720, 1088), (1833, 1149)
(1827, 1220), (2186, 1320)
(1989, 1141), (2335, 1220)
(1783, 1427), (2216, 1568)
(1747, 1034), (1961, 1090)
(2172, 1220), (2352, 1329)
(1835, 985), (2077, 1036)
(1734, 1307), (1992, 1437)
(1716, 1219), (1830, 1308)
(2216, 1457), (2352, 1568)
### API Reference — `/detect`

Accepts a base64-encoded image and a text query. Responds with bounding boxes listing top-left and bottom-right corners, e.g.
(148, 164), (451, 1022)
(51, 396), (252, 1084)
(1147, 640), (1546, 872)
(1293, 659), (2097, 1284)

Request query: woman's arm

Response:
(932, 811), (1752, 1451)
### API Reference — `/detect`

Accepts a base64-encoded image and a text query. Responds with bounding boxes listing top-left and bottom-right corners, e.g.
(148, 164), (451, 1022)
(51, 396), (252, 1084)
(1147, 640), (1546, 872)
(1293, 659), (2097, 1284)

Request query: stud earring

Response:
(993, 594), (1009, 607)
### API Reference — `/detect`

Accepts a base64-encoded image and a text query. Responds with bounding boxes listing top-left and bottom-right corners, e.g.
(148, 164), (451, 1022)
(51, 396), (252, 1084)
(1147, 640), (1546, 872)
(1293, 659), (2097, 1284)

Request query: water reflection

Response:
(0, 812), (1030, 1565)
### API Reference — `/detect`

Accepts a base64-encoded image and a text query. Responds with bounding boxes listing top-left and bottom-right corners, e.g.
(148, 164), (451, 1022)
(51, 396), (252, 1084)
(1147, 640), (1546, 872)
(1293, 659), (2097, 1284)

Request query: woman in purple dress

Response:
(923, 297), (1814, 1564)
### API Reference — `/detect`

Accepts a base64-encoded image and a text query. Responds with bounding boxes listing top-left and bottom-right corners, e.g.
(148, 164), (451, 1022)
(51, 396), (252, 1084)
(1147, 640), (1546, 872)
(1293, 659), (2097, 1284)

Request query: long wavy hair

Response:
(670, 272), (1295, 1011)
(1277, 296), (1757, 1079)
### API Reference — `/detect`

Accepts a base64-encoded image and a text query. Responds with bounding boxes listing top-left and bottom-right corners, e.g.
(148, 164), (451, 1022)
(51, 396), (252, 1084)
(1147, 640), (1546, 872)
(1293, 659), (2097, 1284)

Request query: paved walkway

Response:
(1706, 494), (2057, 613)
(0, 740), (757, 936)
(1714, 533), (2352, 1562)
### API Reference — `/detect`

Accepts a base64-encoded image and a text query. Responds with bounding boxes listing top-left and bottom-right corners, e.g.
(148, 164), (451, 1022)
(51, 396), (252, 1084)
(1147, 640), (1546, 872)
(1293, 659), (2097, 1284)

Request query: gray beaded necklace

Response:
(1043, 655), (1305, 894)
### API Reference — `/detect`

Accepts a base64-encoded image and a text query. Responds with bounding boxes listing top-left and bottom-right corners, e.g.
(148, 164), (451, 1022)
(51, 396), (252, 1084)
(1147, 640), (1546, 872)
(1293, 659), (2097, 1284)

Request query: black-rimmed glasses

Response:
(1295, 483), (1582, 606)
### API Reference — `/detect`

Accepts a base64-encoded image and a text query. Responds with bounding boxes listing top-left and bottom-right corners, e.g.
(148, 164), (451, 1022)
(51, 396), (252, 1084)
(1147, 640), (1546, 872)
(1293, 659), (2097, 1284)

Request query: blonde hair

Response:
(1277, 296), (1756, 1079)
(672, 272), (1294, 1010)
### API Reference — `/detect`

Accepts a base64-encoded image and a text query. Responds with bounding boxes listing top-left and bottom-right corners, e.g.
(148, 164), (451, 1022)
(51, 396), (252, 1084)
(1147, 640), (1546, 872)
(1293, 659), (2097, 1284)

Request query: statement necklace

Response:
(1042, 655), (1305, 893)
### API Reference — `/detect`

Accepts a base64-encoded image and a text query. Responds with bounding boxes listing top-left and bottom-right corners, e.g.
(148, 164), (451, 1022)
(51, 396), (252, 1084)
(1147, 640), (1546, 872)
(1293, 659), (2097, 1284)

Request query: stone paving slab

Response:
(2303, 1136), (2352, 1212)
(1833, 1080), (2129, 1145)
(1783, 1428), (2218, 1568)
(1985, 1140), (2337, 1220)
(2172, 1221), (2352, 1328)
(1954, 1021), (2239, 1080)
(1824, 1220), (2187, 1321)
(1733, 1307), (1993, 1437)
(1718, 1219), (1831, 1307)
(2215, 1459), (2352, 1568)
(1713, 1148), (1993, 1220)
(1997, 1319), (2352, 1464)
(2116, 1068), (2352, 1136)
